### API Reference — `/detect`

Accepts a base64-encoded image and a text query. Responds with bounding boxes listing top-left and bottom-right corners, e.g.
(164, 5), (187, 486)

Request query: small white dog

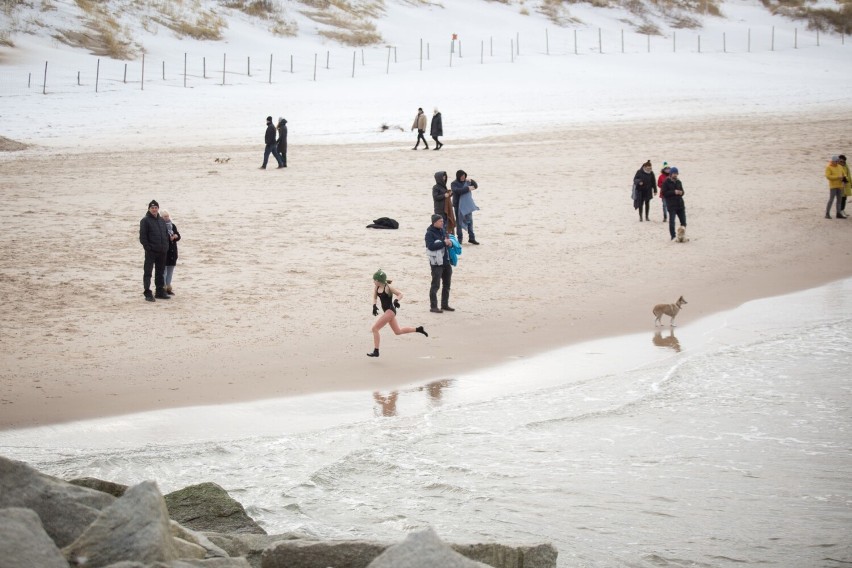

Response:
(675, 226), (689, 243)
(653, 296), (688, 327)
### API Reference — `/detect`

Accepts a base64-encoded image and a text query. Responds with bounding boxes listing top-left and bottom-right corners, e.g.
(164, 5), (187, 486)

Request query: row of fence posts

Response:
(31, 25), (848, 93)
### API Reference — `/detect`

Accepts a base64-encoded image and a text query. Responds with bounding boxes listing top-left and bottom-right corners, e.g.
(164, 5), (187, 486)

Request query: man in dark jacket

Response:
(432, 171), (450, 219)
(276, 117), (288, 167)
(261, 115), (284, 169)
(139, 199), (171, 302)
(430, 109), (443, 150)
(451, 169), (479, 245)
(425, 214), (454, 313)
(661, 167), (686, 240)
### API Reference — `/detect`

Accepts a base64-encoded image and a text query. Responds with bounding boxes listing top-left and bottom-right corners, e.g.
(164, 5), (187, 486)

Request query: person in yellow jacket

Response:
(825, 155), (847, 219)
(839, 154), (851, 217)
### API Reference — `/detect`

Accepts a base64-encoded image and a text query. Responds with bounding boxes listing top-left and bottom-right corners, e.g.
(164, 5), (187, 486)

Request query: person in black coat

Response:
(633, 160), (657, 222)
(276, 117), (288, 167)
(261, 115), (284, 169)
(139, 199), (171, 302)
(161, 209), (181, 296)
(425, 214), (454, 313)
(430, 109), (443, 150)
(661, 167), (687, 240)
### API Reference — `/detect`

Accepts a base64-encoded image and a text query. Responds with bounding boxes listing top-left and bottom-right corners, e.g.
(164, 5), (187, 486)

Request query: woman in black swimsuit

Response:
(368, 269), (428, 358)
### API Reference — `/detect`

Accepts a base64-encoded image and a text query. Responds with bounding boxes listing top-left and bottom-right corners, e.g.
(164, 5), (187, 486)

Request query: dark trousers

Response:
(144, 249), (167, 292)
(432, 135), (441, 147)
(668, 207), (686, 239)
(278, 144), (287, 167)
(430, 262), (452, 309)
(414, 129), (428, 148)
(262, 144), (283, 168)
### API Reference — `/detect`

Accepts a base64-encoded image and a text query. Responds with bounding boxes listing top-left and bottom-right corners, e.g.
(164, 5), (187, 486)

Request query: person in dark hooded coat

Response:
(431, 170), (455, 234)
(276, 117), (288, 167)
(430, 109), (443, 150)
(633, 159), (657, 222)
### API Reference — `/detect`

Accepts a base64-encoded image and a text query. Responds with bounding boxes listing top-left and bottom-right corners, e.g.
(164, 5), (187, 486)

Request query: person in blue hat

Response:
(661, 167), (687, 240)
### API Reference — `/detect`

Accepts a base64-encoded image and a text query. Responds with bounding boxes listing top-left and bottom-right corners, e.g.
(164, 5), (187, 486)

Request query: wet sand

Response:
(1, 110), (850, 429)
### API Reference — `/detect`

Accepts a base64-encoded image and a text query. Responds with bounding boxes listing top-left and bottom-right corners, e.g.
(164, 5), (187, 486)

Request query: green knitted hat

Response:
(373, 269), (387, 284)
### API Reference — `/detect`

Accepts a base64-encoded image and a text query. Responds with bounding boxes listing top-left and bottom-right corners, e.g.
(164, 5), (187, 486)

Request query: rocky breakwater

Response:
(0, 455), (558, 568)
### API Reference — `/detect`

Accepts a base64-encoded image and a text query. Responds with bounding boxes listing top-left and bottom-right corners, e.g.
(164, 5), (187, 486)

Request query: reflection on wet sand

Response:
(652, 329), (681, 352)
(372, 391), (399, 417)
(373, 379), (456, 417)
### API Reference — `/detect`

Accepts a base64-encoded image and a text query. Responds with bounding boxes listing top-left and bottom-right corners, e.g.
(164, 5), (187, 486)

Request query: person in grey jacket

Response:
(425, 214), (454, 313)
(139, 199), (171, 302)
(451, 169), (479, 245)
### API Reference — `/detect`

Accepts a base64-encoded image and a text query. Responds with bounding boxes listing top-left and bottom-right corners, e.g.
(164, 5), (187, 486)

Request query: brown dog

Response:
(653, 296), (687, 327)
(675, 226), (689, 243)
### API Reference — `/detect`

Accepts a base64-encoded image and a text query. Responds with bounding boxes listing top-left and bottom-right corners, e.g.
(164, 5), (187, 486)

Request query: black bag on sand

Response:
(366, 217), (399, 229)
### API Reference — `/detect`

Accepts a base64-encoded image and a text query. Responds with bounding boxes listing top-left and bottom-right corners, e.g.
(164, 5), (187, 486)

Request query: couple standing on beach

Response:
(139, 199), (181, 302)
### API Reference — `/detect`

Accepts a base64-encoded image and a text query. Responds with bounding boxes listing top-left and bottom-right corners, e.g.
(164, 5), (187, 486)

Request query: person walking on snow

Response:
(276, 117), (288, 168)
(412, 107), (429, 150)
(366, 269), (428, 358)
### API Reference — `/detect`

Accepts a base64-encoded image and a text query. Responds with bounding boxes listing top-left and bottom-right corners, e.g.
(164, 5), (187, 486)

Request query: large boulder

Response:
(261, 540), (387, 568)
(204, 533), (306, 568)
(62, 481), (177, 568)
(0, 455), (115, 547)
(366, 528), (490, 568)
(451, 542), (558, 568)
(164, 483), (265, 535)
(69, 477), (129, 498)
(0, 507), (69, 568)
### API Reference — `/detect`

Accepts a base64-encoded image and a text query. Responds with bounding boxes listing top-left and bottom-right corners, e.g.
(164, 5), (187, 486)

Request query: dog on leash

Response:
(675, 226), (689, 243)
(653, 296), (688, 327)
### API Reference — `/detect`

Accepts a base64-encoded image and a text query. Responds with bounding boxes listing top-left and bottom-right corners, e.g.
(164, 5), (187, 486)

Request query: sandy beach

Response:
(1, 109), (850, 429)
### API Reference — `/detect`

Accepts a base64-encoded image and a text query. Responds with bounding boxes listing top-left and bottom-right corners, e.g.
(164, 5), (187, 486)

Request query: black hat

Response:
(431, 214), (442, 224)
(266, 116), (273, 122)
(148, 199), (159, 208)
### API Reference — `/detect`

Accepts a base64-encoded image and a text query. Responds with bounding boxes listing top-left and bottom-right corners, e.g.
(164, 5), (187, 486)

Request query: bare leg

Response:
(388, 317), (415, 336)
(371, 310), (395, 348)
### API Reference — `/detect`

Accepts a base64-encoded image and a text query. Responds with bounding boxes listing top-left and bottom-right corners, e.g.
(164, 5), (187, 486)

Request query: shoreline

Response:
(1, 110), (851, 430)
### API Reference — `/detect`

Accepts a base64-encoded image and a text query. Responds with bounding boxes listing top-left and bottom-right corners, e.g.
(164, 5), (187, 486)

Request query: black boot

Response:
(154, 287), (170, 299)
(144, 290), (155, 302)
(416, 326), (428, 337)
(367, 348), (379, 357)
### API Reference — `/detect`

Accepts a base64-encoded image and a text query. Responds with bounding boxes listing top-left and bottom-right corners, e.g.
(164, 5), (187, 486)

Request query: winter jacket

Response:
(265, 122), (277, 145)
(657, 173), (669, 199)
(451, 178), (477, 208)
(448, 234), (462, 267)
(826, 163), (845, 190)
(412, 112), (427, 132)
(425, 224), (449, 266)
(661, 177), (685, 211)
(430, 112), (443, 137)
(166, 223), (181, 266)
(841, 163), (851, 197)
(139, 212), (170, 254)
(633, 168), (657, 201)
(276, 119), (288, 154)
(432, 171), (449, 216)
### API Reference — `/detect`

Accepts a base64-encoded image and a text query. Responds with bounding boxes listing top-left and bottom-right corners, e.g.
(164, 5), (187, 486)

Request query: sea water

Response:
(2, 280), (851, 567)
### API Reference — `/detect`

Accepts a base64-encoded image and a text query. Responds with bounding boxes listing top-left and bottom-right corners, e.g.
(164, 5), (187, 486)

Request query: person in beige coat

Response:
(411, 107), (429, 150)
